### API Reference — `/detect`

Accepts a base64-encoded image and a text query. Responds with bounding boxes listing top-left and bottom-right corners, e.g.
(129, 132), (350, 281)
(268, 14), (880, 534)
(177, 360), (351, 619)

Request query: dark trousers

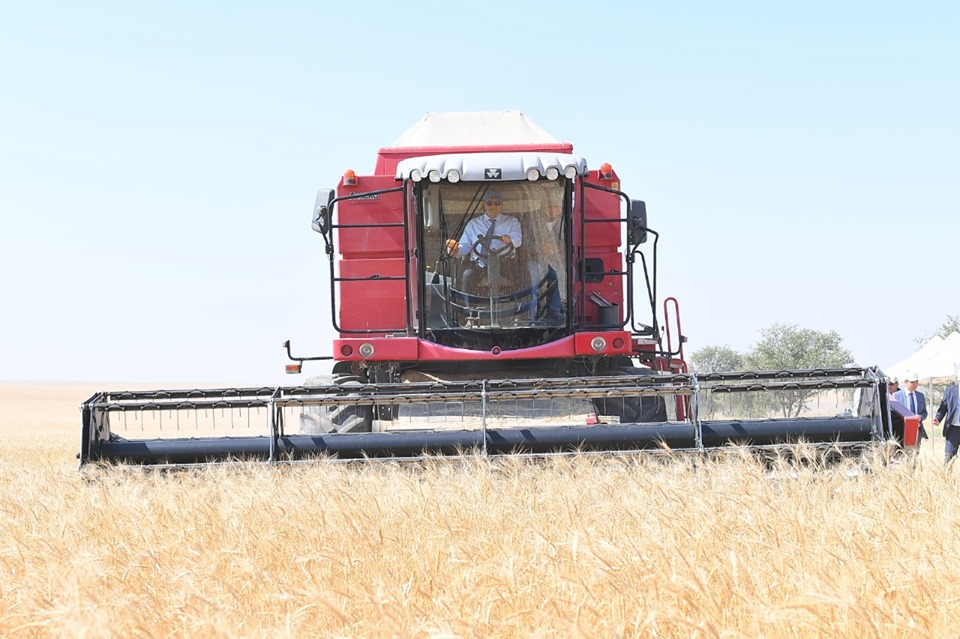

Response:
(945, 425), (960, 465)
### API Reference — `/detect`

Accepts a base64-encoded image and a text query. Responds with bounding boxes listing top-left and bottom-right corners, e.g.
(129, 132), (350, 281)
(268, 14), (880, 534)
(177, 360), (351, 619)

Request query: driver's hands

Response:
(500, 235), (512, 245)
(445, 239), (459, 257)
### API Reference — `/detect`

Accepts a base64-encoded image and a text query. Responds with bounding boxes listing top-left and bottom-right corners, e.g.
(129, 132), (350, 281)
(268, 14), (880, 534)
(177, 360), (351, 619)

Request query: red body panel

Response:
(336, 176), (405, 259)
(333, 332), (633, 363)
(336, 175), (407, 335)
(573, 331), (632, 356)
(579, 172), (625, 325)
(338, 258), (406, 332)
(581, 177), (622, 249)
(334, 337), (419, 360)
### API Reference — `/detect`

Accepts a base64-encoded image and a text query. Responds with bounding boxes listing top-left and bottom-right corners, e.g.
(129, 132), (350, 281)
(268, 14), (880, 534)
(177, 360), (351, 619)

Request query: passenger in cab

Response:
(524, 194), (566, 324)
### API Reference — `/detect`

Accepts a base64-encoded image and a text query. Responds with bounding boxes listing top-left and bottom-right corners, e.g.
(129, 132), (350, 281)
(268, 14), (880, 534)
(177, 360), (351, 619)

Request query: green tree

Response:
(689, 345), (747, 418)
(744, 323), (855, 417)
(690, 345), (744, 373)
(917, 314), (960, 345)
(745, 323), (854, 370)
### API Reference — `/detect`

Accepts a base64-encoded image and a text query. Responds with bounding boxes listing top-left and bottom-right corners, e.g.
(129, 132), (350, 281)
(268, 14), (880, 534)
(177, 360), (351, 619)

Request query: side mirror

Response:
(312, 189), (335, 234)
(628, 199), (648, 245)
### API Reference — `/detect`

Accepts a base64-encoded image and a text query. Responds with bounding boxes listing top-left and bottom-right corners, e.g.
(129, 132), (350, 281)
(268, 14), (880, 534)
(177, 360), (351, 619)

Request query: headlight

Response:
(590, 337), (607, 352)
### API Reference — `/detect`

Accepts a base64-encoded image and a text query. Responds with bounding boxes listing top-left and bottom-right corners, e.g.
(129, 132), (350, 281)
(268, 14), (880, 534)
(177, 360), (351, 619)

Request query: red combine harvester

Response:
(80, 112), (903, 466)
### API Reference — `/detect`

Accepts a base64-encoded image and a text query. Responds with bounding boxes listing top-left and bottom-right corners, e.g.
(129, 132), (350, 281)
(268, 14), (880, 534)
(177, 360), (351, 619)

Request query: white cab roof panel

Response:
(390, 111), (560, 147)
(396, 152), (588, 182)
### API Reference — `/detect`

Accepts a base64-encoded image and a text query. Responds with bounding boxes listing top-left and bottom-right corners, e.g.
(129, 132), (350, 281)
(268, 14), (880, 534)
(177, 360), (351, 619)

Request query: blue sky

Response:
(1, 2), (957, 385)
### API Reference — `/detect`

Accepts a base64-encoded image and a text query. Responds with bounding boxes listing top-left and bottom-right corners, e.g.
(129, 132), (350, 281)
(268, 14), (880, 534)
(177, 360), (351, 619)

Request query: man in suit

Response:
(932, 366), (960, 464)
(894, 372), (928, 447)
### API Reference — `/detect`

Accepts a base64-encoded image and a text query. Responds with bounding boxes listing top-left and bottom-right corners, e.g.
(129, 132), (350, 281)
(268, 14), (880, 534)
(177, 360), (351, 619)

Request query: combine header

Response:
(80, 112), (903, 466)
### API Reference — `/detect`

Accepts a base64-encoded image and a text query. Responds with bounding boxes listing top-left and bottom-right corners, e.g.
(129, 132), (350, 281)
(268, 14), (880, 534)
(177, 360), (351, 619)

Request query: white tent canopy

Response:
(886, 332), (960, 380)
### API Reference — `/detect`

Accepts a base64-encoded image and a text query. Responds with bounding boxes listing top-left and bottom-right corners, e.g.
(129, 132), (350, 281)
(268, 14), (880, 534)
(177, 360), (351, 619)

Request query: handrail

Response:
(322, 185), (409, 335)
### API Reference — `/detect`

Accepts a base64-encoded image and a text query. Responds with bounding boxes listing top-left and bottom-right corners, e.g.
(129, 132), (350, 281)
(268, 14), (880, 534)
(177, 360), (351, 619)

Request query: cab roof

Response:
(390, 111), (561, 147)
(375, 111), (573, 175)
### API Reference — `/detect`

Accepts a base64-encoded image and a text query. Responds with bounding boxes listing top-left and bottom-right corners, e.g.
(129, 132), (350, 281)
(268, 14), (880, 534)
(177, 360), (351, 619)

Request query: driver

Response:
(445, 190), (522, 291)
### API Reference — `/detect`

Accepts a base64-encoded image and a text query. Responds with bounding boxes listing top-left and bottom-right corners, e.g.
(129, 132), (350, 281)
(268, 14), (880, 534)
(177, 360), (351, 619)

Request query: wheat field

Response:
(1, 382), (957, 638)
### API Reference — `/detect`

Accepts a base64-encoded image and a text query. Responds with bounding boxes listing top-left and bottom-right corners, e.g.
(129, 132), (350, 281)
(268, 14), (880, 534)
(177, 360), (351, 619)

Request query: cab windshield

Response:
(419, 181), (568, 345)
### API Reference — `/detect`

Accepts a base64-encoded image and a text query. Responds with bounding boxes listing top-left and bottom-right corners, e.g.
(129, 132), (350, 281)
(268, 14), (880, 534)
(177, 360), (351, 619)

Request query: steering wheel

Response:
(471, 234), (513, 260)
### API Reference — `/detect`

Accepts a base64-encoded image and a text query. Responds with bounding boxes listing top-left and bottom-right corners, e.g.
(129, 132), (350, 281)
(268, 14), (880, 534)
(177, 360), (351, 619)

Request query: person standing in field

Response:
(932, 365), (960, 464)
(894, 372), (928, 447)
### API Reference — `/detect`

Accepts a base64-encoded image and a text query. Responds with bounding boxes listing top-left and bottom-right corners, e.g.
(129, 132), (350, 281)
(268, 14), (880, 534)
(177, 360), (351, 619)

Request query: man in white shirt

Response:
(446, 190), (522, 292)
(887, 377), (899, 399)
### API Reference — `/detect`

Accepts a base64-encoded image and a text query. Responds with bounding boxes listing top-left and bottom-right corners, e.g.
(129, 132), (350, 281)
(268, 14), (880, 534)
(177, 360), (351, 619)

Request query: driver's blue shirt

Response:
(456, 214), (522, 267)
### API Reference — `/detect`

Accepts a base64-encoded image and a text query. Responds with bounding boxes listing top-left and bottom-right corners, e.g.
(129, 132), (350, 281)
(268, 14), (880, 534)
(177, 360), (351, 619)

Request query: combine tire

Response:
(592, 367), (669, 424)
(299, 367), (373, 434)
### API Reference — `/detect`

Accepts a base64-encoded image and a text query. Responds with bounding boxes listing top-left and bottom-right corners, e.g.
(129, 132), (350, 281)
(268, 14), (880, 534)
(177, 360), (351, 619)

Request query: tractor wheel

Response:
(299, 365), (373, 434)
(592, 367), (668, 424)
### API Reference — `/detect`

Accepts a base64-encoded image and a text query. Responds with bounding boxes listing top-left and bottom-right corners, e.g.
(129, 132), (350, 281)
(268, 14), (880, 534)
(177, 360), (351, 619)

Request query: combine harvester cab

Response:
(80, 112), (901, 466)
